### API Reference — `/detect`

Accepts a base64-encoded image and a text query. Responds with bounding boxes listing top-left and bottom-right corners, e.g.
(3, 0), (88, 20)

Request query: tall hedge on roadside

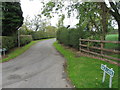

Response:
(1, 35), (33, 51)
(31, 31), (46, 40)
(57, 27), (88, 49)
(57, 27), (69, 45)
(1, 36), (16, 51)
(20, 35), (32, 46)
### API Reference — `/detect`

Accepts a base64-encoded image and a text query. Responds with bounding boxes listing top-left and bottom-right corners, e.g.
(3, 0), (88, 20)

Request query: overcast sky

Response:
(20, 0), (118, 29)
(20, 0), (79, 27)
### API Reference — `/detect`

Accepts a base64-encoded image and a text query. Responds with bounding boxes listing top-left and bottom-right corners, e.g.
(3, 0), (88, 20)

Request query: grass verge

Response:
(53, 41), (119, 88)
(1, 39), (48, 63)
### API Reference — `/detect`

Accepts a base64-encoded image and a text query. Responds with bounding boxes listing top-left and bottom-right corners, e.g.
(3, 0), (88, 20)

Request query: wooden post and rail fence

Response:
(79, 38), (120, 66)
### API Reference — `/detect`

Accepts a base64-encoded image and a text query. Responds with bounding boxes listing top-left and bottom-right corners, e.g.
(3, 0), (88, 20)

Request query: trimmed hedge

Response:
(1, 36), (16, 51)
(0, 35), (33, 52)
(20, 35), (33, 46)
(57, 27), (89, 49)
(31, 31), (55, 40)
(31, 31), (46, 40)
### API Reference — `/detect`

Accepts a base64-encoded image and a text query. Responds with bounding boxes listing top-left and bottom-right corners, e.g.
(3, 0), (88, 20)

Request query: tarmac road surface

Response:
(2, 39), (72, 88)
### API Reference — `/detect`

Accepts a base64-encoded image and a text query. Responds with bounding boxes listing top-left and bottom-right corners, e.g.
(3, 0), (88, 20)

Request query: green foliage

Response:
(20, 35), (33, 46)
(57, 27), (69, 45)
(19, 24), (56, 40)
(31, 31), (46, 40)
(45, 25), (57, 37)
(2, 2), (23, 36)
(1, 35), (33, 51)
(42, 1), (55, 18)
(1, 36), (16, 51)
(57, 27), (88, 49)
(41, 1), (118, 41)
(19, 25), (34, 35)
(57, 14), (65, 27)
(42, 1), (64, 18)
(31, 30), (56, 40)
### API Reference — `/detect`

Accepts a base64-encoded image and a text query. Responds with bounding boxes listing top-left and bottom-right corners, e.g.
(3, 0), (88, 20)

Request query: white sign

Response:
(0, 48), (6, 56)
(0, 48), (6, 52)
(101, 64), (114, 88)
(101, 64), (114, 77)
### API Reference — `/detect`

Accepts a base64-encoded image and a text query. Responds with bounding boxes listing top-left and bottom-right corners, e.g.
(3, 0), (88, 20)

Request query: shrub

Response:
(1, 36), (16, 51)
(58, 27), (69, 45)
(57, 27), (88, 49)
(31, 31), (55, 40)
(20, 35), (33, 46)
(31, 31), (46, 40)
(0, 35), (32, 52)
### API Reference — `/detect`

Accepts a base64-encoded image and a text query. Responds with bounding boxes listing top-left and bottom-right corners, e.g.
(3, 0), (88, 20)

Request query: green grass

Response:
(105, 34), (118, 49)
(53, 41), (119, 88)
(1, 39), (48, 63)
(106, 34), (118, 41)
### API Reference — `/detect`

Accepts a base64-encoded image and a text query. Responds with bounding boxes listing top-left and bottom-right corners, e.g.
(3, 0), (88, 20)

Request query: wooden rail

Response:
(80, 44), (120, 54)
(79, 38), (120, 65)
(80, 39), (120, 44)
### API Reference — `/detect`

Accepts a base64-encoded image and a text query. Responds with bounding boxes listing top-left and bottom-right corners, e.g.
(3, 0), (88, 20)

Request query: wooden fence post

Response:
(87, 38), (90, 55)
(79, 38), (81, 53)
(101, 41), (104, 55)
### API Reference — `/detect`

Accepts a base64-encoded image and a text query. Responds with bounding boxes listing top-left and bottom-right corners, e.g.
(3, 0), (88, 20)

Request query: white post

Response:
(102, 70), (106, 83)
(102, 65), (106, 83)
(109, 76), (112, 88)
(109, 68), (113, 88)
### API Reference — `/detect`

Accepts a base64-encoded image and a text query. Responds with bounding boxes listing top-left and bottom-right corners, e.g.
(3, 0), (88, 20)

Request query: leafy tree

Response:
(2, 2), (23, 36)
(42, 1), (64, 18)
(102, 1), (120, 41)
(19, 24), (34, 35)
(24, 15), (51, 32)
(41, 0), (119, 40)
(24, 15), (33, 30)
(45, 25), (57, 37)
(56, 14), (65, 28)
(31, 15), (42, 31)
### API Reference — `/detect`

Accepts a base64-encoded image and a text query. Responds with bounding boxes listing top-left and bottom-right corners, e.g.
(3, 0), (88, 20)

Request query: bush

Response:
(57, 27), (88, 49)
(57, 27), (69, 45)
(31, 31), (55, 40)
(31, 31), (46, 40)
(0, 35), (32, 52)
(1, 36), (16, 51)
(20, 35), (33, 46)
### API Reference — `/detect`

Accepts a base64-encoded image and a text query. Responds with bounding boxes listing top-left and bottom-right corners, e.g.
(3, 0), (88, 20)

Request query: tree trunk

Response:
(118, 21), (120, 51)
(102, 2), (120, 41)
(99, 2), (108, 41)
(118, 22), (120, 41)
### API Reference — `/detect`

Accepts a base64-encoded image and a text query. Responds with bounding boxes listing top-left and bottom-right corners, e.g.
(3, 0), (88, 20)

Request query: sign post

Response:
(0, 48), (6, 56)
(102, 65), (106, 83)
(101, 64), (114, 88)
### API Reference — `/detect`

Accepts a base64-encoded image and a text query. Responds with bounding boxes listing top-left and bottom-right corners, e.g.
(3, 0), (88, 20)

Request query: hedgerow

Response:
(1, 35), (33, 51)
(1, 36), (16, 51)
(57, 27), (89, 49)
(20, 35), (33, 46)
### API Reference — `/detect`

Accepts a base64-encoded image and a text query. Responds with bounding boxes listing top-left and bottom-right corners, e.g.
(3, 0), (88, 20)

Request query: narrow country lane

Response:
(2, 39), (71, 88)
